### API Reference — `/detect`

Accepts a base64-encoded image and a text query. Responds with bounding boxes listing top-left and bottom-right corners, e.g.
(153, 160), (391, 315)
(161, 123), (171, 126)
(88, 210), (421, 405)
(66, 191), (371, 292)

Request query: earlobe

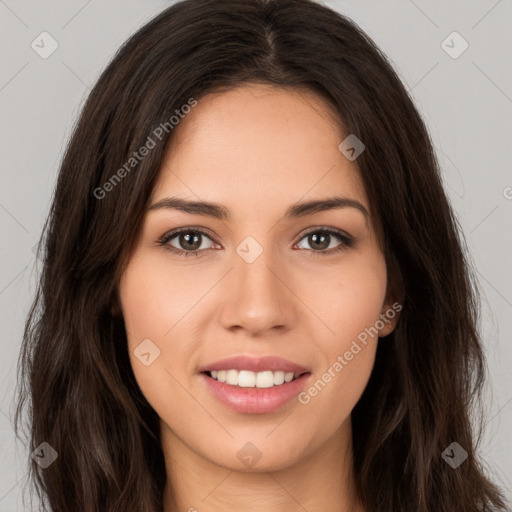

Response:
(377, 319), (396, 338)
(377, 300), (402, 338)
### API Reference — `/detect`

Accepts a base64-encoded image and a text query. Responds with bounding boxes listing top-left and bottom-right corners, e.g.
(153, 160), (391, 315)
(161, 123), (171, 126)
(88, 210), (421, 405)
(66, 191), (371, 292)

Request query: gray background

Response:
(0, 0), (511, 509)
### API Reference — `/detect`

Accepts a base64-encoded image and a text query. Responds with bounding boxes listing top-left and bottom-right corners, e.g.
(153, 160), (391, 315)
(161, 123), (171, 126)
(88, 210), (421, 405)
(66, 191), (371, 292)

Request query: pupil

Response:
(310, 232), (329, 250)
(180, 232), (201, 250)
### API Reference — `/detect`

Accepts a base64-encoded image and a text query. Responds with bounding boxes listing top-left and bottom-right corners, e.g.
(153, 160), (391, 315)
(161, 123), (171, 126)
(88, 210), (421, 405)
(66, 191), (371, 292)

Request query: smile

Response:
(202, 372), (311, 414)
(207, 369), (302, 388)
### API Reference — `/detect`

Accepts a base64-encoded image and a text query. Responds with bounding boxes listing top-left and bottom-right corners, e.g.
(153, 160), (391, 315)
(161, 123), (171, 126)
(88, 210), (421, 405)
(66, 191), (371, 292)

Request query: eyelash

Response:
(156, 226), (354, 258)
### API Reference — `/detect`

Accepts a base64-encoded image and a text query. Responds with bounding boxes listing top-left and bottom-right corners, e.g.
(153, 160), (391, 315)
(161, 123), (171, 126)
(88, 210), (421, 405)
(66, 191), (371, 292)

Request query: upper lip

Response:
(198, 355), (310, 374)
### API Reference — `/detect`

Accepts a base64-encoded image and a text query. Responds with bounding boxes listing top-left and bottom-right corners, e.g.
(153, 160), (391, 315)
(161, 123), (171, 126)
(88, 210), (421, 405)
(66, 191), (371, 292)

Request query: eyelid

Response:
(295, 225), (352, 243)
(160, 226), (217, 241)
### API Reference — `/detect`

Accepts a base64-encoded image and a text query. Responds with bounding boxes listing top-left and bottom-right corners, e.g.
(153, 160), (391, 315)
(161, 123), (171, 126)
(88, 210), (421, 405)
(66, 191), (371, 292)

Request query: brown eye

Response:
(306, 232), (331, 250)
(296, 228), (353, 255)
(158, 228), (218, 257)
(176, 232), (202, 251)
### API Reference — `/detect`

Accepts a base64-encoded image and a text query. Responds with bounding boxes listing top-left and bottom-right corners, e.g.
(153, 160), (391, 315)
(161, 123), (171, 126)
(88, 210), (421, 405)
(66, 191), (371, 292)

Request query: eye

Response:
(157, 228), (218, 257)
(157, 226), (354, 258)
(295, 228), (353, 255)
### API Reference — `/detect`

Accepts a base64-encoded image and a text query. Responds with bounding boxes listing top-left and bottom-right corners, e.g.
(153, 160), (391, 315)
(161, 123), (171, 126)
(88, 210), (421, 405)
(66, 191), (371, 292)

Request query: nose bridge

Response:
(219, 235), (293, 333)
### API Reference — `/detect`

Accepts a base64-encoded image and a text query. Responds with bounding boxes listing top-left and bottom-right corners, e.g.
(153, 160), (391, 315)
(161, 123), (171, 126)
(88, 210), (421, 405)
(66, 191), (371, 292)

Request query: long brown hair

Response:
(15, 0), (508, 510)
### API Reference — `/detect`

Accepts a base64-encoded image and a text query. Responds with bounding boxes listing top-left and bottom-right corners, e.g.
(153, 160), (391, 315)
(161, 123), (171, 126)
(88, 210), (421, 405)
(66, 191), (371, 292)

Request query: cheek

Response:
(296, 253), (386, 424)
(304, 249), (387, 341)
(118, 252), (215, 409)
(118, 256), (182, 398)
(119, 251), (207, 342)
(297, 321), (379, 445)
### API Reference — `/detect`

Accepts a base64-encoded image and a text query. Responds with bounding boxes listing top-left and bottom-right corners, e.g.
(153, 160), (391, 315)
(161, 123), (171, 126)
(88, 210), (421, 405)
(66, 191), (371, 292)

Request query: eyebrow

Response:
(148, 196), (370, 222)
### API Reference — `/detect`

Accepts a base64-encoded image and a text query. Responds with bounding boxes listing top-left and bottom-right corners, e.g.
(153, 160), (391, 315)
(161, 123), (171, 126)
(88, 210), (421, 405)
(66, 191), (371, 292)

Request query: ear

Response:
(378, 265), (405, 338)
(377, 299), (403, 338)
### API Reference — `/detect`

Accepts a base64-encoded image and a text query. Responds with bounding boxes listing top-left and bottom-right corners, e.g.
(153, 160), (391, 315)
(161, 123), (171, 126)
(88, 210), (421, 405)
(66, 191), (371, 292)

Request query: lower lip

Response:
(201, 372), (311, 414)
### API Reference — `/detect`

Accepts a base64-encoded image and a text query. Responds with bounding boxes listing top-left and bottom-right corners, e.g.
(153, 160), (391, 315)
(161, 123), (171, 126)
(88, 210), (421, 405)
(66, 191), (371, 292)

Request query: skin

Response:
(118, 84), (399, 512)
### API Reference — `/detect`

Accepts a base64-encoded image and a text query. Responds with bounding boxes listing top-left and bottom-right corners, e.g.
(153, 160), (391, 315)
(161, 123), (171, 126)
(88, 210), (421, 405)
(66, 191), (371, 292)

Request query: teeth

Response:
(239, 370), (256, 387)
(208, 369), (301, 388)
(226, 369), (239, 385)
(273, 371), (285, 385)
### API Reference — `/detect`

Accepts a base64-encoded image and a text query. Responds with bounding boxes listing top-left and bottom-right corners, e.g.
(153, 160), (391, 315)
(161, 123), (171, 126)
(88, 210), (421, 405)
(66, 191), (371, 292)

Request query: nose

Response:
(218, 243), (296, 336)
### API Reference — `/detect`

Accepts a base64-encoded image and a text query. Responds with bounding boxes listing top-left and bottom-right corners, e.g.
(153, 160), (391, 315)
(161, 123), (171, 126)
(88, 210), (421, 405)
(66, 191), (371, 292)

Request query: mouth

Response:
(198, 355), (312, 414)
(200, 367), (311, 414)
(203, 369), (307, 388)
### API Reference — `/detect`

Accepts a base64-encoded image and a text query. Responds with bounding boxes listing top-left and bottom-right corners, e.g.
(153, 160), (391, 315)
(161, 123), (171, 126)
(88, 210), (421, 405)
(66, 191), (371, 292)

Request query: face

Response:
(118, 84), (397, 473)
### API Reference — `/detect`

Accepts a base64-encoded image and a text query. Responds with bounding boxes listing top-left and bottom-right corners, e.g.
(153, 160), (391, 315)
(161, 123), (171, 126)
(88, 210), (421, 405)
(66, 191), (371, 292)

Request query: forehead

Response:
(151, 84), (369, 219)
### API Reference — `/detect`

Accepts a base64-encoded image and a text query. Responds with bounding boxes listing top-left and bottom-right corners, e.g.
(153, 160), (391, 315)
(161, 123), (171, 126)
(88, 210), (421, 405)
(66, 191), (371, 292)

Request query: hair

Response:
(14, 0), (508, 510)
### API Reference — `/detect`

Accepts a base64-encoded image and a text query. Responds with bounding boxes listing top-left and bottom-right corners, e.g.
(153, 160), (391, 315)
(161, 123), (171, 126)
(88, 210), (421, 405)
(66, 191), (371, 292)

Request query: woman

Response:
(15, 0), (508, 510)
